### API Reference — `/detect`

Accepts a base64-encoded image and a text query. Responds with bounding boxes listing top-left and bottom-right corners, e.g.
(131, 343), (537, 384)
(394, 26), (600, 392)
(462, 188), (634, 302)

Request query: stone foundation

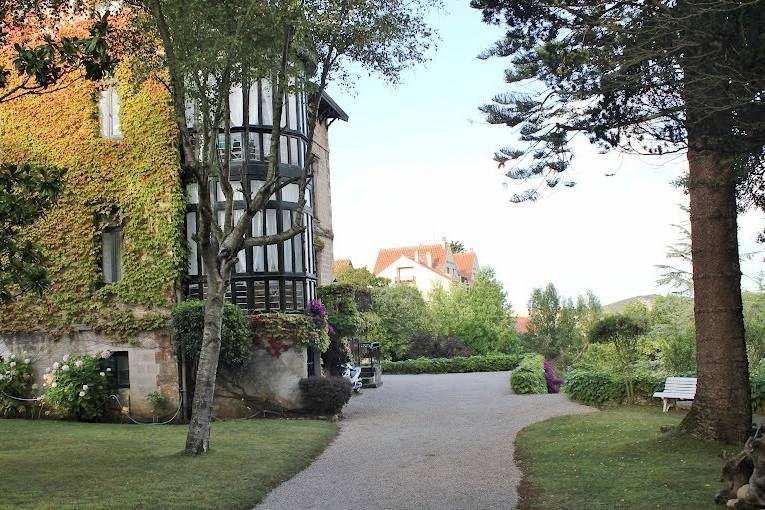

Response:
(0, 329), (179, 419)
(215, 346), (308, 418)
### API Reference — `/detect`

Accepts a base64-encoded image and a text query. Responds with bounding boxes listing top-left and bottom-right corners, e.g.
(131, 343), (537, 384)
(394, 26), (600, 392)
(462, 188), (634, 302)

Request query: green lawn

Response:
(0, 418), (337, 509)
(516, 407), (731, 510)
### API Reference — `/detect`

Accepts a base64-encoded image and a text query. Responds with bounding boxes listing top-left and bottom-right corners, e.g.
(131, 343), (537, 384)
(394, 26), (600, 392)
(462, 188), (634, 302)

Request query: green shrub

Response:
(751, 363), (765, 412)
(43, 354), (110, 421)
(171, 300), (253, 368)
(511, 354), (547, 394)
(382, 353), (523, 374)
(0, 353), (35, 417)
(299, 377), (352, 415)
(564, 368), (668, 405)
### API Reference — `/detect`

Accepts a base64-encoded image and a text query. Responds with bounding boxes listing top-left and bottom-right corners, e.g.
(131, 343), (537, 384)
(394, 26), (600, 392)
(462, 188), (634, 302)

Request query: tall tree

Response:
(335, 265), (389, 287)
(473, 0), (765, 443)
(524, 283), (578, 360)
(132, 0), (436, 454)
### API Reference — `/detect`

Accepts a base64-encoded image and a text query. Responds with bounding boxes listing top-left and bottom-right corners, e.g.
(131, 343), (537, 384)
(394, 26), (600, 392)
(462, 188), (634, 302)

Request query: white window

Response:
(397, 267), (414, 282)
(99, 87), (122, 139)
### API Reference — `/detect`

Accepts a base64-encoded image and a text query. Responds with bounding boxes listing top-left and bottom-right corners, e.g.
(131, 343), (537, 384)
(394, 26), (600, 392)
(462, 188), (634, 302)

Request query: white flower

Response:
(23, 358), (30, 364)
(74, 360), (83, 368)
(79, 391), (85, 397)
(100, 350), (111, 359)
(51, 382), (57, 388)
(62, 354), (69, 361)
(100, 372), (106, 377)
(53, 362), (60, 370)
(82, 385), (89, 391)
(9, 354), (15, 360)
(61, 364), (69, 371)
(0, 374), (5, 381)
(9, 362), (15, 368)
(106, 368), (111, 372)
(31, 383), (38, 390)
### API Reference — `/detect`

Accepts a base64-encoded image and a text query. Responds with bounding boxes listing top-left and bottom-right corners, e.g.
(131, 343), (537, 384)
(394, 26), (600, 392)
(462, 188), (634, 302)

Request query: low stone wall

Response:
(215, 346), (308, 417)
(0, 329), (179, 419)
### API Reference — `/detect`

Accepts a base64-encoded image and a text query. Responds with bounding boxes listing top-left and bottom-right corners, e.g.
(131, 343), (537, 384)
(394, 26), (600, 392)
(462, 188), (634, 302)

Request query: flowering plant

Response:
(544, 359), (564, 394)
(43, 354), (111, 421)
(0, 353), (35, 417)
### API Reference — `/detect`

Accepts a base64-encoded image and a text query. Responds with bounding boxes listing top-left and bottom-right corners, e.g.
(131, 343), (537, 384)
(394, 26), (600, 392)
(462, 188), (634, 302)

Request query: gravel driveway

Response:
(256, 371), (594, 510)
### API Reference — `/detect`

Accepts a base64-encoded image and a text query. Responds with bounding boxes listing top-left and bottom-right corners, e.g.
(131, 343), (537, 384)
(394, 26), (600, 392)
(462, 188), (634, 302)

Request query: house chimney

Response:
(426, 251), (432, 267)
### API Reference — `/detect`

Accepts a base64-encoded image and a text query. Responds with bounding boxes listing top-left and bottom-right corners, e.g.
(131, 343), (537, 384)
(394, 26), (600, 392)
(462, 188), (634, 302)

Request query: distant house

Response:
(515, 316), (529, 334)
(373, 239), (480, 296)
(334, 259), (353, 273)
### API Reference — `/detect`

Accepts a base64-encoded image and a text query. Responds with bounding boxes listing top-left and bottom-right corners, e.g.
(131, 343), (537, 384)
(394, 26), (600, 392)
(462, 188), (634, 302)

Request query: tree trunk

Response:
(184, 285), (226, 454)
(678, 145), (751, 445)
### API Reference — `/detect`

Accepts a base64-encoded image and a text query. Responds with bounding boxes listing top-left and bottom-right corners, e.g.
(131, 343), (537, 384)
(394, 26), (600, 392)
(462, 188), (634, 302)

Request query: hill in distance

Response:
(603, 294), (662, 314)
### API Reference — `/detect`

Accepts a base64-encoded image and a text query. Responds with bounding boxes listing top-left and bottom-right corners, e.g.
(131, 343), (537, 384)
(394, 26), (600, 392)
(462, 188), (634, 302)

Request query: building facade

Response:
(373, 239), (480, 297)
(0, 60), (345, 418)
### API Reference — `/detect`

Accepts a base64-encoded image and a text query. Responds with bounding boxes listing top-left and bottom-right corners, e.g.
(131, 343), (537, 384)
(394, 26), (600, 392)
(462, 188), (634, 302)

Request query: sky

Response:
(325, 0), (765, 314)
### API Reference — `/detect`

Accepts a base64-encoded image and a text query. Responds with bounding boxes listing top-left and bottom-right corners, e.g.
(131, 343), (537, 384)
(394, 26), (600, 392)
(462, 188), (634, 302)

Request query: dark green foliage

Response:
(0, 162), (64, 302)
(563, 368), (666, 405)
(170, 300), (253, 368)
(511, 353), (547, 394)
(370, 283), (432, 360)
(317, 284), (364, 339)
(750, 364), (765, 412)
(299, 377), (352, 415)
(383, 353), (522, 374)
(523, 283), (587, 360)
(589, 314), (648, 344)
(407, 333), (475, 359)
(0, 354), (34, 417)
(0, 9), (116, 102)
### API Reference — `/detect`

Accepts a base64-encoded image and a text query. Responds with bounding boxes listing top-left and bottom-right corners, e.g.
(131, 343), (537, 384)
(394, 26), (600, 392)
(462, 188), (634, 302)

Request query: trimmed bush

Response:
(564, 368), (668, 405)
(43, 354), (111, 421)
(511, 354), (547, 394)
(382, 353), (523, 374)
(299, 377), (352, 415)
(171, 300), (253, 368)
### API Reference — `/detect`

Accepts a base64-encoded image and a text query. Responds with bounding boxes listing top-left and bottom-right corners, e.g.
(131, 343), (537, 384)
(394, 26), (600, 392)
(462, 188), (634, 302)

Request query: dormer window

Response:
(99, 87), (122, 139)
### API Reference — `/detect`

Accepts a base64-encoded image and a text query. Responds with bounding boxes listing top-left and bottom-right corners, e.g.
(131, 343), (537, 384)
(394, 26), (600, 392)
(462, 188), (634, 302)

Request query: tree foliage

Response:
(370, 284), (431, 360)
(0, 162), (63, 302)
(429, 268), (518, 355)
(335, 265), (389, 287)
(0, 1), (115, 103)
(524, 283), (579, 359)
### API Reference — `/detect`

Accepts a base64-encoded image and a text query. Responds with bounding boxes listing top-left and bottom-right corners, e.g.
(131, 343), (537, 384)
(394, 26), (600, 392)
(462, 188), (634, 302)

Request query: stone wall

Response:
(0, 329), (179, 419)
(312, 120), (335, 286)
(215, 346), (308, 417)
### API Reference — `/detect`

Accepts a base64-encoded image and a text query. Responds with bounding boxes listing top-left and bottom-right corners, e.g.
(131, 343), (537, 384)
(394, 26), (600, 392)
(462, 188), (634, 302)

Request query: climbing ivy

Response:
(0, 46), (185, 339)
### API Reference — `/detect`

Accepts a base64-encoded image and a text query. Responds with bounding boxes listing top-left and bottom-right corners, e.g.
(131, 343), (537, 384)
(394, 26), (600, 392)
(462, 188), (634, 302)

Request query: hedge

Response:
(382, 354), (523, 374)
(510, 354), (547, 394)
(564, 368), (683, 406)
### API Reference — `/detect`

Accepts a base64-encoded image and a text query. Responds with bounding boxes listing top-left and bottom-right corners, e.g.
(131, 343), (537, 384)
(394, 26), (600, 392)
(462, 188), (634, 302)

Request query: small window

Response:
(102, 225), (123, 283)
(398, 267), (414, 282)
(102, 351), (130, 389)
(99, 87), (122, 139)
(114, 351), (130, 388)
(217, 132), (243, 161)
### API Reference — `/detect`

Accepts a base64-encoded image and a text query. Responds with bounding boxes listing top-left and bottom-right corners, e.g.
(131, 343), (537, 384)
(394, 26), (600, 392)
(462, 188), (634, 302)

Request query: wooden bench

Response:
(653, 376), (697, 412)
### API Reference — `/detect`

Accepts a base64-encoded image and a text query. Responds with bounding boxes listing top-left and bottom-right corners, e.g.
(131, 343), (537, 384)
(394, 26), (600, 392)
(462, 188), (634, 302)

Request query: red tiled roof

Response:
(373, 244), (448, 275)
(454, 251), (478, 282)
(334, 259), (352, 272)
(515, 316), (529, 334)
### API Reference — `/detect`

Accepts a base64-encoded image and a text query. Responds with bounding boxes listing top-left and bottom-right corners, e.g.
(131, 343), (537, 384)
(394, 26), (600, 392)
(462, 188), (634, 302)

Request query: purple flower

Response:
(327, 324), (336, 336)
(544, 359), (564, 394)
(308, 299), (327, 319)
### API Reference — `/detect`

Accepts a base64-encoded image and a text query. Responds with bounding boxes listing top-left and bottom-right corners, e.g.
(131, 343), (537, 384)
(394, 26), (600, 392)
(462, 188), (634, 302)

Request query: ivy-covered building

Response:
(0, 63), (347, 418)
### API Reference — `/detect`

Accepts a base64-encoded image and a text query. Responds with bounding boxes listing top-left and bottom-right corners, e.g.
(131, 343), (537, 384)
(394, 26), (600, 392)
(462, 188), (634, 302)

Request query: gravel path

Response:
(256, 371), (594, 510)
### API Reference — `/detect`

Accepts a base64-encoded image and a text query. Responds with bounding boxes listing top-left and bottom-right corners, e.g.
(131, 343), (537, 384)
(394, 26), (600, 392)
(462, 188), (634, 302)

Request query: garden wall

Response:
(215, 346), (309, 417)
(0, 329), (179, 419)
